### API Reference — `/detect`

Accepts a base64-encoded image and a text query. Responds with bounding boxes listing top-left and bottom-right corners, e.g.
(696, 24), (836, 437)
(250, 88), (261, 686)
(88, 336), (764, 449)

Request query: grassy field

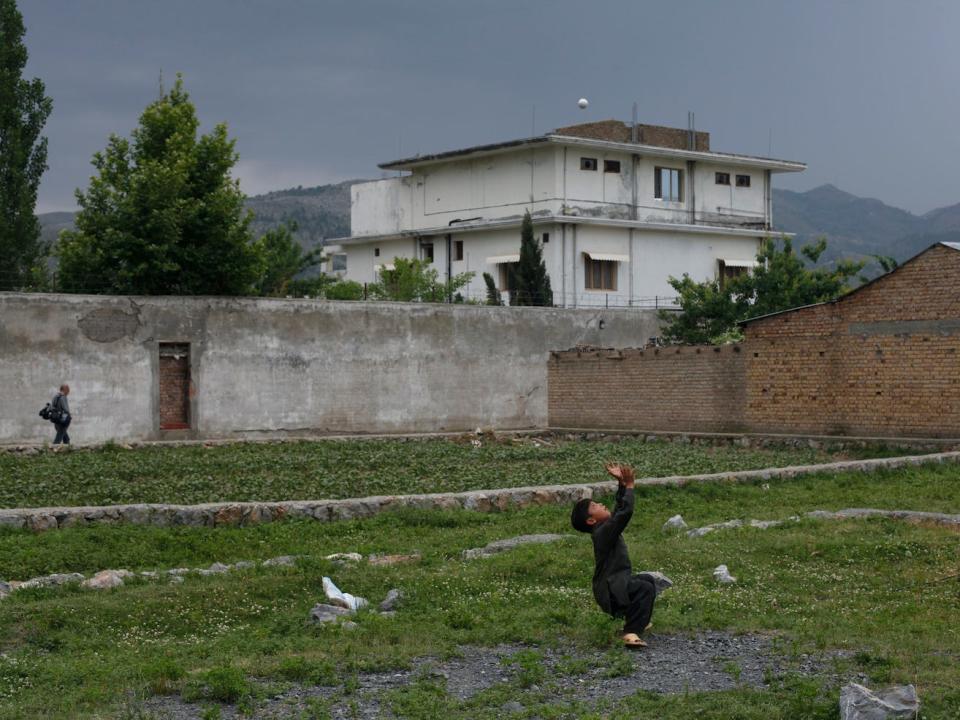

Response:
(0, 463), (957, 718)
(0, 436), (924, 508)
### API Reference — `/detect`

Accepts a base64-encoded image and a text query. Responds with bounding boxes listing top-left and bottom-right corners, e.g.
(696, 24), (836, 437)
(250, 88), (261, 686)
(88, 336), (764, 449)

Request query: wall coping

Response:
(1, 451), (957, 533)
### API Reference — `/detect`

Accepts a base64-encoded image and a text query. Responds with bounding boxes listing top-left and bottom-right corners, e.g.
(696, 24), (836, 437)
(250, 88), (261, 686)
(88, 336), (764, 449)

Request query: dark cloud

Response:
(20, 0), (960, 213)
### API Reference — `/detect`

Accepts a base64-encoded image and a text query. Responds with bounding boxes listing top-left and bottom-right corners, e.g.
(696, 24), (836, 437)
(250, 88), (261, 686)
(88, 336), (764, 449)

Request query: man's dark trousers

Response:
(615, 574), (656, 635)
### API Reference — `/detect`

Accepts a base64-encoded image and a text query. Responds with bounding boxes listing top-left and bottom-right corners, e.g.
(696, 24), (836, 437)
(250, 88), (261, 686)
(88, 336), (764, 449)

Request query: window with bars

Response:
(603, 159), (621, 173)
(654, 167), (683, 202)
(580, 157), (598, 171)
(715, 172), (730, 185)
(584, 257), (618, 291)
(736, 174), (751, 187)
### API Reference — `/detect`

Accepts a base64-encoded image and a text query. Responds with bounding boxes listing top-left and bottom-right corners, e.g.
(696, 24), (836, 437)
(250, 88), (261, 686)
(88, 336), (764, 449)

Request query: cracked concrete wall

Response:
(0, 293), (660, 444)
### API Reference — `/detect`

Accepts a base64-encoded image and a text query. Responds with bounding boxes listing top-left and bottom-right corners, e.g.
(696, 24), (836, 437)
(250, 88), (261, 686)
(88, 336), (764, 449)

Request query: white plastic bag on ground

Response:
(322, 576), (368, 611)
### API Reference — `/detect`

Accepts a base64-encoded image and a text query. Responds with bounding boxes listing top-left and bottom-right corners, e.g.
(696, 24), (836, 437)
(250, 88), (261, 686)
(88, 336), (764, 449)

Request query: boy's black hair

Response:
(571, 498), (593, 533)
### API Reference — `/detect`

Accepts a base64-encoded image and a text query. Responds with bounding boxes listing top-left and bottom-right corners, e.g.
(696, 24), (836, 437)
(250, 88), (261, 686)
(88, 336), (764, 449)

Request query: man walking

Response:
(52, 384), (71, 446)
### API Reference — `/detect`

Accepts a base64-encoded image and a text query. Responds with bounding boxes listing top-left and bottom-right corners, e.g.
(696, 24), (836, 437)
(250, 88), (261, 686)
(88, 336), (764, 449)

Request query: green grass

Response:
(0, 436), (921, 508)
(0, 463), (957, 717)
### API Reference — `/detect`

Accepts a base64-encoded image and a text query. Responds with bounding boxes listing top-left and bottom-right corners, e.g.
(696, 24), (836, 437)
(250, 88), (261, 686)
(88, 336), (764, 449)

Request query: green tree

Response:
(0, 0), (53, 290)
(510, 211), (552, 306)
(660, 236), (864, 344)
(57, 75), (259, 295)
(482, 272), (502, 306)
(369, 257), (473, 302)
(252, 222), (324, 296)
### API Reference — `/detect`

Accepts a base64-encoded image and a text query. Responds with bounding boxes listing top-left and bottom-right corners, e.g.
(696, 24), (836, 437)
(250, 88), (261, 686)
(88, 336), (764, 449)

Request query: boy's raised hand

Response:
(605, 462), (636, 488)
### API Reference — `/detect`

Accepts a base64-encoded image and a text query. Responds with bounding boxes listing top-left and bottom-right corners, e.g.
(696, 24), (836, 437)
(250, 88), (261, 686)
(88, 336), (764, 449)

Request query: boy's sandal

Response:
(645, 622), (653, 631)
(622, 633), (647, 649)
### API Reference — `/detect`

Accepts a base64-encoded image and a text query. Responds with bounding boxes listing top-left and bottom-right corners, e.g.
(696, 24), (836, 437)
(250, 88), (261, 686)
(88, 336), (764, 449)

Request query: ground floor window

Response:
(584, 257), (618, 291)
(454, 240), (464, 261)
(498, 263), (520, 292)
(717, 259), (754, 289)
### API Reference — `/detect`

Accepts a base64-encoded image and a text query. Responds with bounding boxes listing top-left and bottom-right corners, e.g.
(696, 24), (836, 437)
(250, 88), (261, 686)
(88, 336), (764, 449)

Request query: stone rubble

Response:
(2, 451), (957, 533)
(379, 589), (403, 612)
(367, 553), (421, 566)
(462, 534), (568, 560)
(662, 514), (688, 531)
(839, 683), (920, 720)
(713, 565), (737, 585)
(81, 569), (133, 590)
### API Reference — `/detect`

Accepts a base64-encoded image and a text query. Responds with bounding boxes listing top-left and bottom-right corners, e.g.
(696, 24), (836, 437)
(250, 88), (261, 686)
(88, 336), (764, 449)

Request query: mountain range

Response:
(39, 182), (960, 276)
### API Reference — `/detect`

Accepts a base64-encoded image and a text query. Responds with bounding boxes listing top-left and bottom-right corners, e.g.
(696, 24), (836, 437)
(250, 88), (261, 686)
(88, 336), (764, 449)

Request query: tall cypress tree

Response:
(0, 0), (53, 290)
(510, 210), (553, 306)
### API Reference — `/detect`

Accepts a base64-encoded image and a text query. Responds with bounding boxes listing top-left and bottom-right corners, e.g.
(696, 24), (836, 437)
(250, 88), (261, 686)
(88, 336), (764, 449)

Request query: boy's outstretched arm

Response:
(599, 463), (636, 541)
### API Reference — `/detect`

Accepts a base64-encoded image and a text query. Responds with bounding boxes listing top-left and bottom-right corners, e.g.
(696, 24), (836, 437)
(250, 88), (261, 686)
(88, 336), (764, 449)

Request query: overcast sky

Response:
(20, 0), (960, 215)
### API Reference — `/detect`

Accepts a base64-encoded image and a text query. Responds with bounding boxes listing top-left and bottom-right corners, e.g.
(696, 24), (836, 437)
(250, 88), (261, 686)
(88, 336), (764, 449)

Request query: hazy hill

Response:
(38, 181), (960, 277)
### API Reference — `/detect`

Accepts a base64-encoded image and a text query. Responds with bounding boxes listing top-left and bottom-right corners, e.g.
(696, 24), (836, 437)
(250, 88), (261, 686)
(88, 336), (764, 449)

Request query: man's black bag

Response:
(39, 403), (61, 423)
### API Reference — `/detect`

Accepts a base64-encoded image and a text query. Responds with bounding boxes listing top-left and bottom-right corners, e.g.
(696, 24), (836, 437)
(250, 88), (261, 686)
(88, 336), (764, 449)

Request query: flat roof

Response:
(378, 134), (806, 173)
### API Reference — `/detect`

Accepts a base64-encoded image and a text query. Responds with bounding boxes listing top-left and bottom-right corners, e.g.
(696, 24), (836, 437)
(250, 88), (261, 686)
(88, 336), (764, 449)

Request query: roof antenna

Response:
(158, 68), (165, 99)
(768, 127), (773, 156)
(687, 111), (695, 150)
(631, 101), (638, 143)
(531, 104), (536, 136)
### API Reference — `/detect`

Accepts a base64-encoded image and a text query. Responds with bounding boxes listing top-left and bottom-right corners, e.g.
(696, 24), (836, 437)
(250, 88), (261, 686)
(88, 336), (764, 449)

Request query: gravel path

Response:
(139, 631), (858, 719)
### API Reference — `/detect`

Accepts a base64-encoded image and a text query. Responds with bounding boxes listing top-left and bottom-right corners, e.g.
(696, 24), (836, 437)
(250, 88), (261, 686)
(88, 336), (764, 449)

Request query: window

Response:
(374, 247), (380, 257)
(715, 172), (730, 185)
(454, 240), (464, 261)
(584, 257), (617, 291)
(498, 263), (519, 292)
(159, 343), (190, 430)
(736, 174), (751, 188)
(580, 157), (598, 171)
(717, 260), (752, 289)
(422, 243), (434, 263)
(603, 159), (621, 173)
(331, 253), (347, 272)
(654, 167), (683, 202)
(541, 233), (550, 244)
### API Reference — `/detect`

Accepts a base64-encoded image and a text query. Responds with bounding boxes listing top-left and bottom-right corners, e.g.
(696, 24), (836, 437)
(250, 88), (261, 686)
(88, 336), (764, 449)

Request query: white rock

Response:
(839, 683), (919, 720)
(262, 555), (297, 567)
(325, 552), (363, 564)
(638, 571), (674, 595)
(322, 576), (368, 611)
(662, 515), (688, 531)
(81, 570), (128, 590)
(308, 603), (353, 624)
(198, 562), (231, 576)
(749, 519), (783, 529)
(687, 527), (714, 538)
(233, 561), (255, 570)
(713, 564), (737, 584)
(379, 588), (403, 612)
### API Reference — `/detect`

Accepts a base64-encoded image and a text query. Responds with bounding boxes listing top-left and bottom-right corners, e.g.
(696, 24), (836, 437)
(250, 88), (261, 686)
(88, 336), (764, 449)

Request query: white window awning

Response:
(583, 252), (630, 263)
(486, 254), (520, 264)
(719, 258), (758, 268)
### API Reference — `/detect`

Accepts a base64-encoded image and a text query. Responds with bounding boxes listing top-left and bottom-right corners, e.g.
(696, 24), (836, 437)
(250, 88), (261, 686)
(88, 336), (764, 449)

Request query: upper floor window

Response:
(422, 243), (434, 263)
(580, 157), (598, 171)
(736, 174), (751, 188)
(654, 167), (683, 202)
(374, 247), (380, 257)
(603, 160), (621, 174)
(715, 172), (730, 186)
(331, 254), (347, 272)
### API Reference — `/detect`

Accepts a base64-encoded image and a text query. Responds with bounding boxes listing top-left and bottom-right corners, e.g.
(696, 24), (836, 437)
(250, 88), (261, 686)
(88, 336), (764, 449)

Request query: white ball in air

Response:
(577, 98), (589, 109)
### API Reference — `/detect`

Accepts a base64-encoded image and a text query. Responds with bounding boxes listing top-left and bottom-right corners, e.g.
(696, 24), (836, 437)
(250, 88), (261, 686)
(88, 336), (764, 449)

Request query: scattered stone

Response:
(323, 576), (368, 610)
(839, 683), (919, 720)
(233, 561), (255, 570)
(0, 580), (10, 600)
(639, 571), (674, 595)
(368, 553), (421, 567)
(663, 514), (688, 531)
(502, 700), (524, 713)
(308, 603), (353, 624)
(262, 555), (297, 567)
(18, 572), (85, 590)
(463, 534), (567, 560)
(749, 519), (783, 529)
(713, 565), (737, 585)
(325, 552), (363, 564)
(167, 568), (191, 576)
(379, 589), (403, 612)
(198, 562), (231, 576)
(81, 569), (132, 590)
(687, 527), (715, 538)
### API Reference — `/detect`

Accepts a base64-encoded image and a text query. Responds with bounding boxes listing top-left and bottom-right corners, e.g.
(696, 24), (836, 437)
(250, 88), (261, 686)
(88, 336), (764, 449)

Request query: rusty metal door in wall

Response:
(159, 343), (190, 430)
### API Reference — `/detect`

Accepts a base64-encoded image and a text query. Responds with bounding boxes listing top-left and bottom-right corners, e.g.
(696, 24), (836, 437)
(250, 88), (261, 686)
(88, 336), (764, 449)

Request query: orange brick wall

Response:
(550, 244), (960, 439)
(548, 345), (746, 432)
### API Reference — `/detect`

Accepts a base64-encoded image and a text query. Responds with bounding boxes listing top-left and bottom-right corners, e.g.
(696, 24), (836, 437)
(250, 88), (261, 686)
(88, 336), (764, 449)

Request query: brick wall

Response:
(553, 120), (710, 151)
(548, 344), (745, 432)
(550, 244), (960, 439)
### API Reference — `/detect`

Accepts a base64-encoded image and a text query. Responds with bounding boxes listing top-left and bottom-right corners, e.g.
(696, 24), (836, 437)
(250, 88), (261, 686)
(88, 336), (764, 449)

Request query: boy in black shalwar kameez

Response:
(571, 463), (656, 649)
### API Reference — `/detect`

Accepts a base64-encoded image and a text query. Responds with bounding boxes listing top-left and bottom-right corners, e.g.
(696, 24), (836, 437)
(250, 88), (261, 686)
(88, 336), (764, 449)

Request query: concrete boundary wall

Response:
(3, 451), (957, 533)
(0, 293), (660, 443)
